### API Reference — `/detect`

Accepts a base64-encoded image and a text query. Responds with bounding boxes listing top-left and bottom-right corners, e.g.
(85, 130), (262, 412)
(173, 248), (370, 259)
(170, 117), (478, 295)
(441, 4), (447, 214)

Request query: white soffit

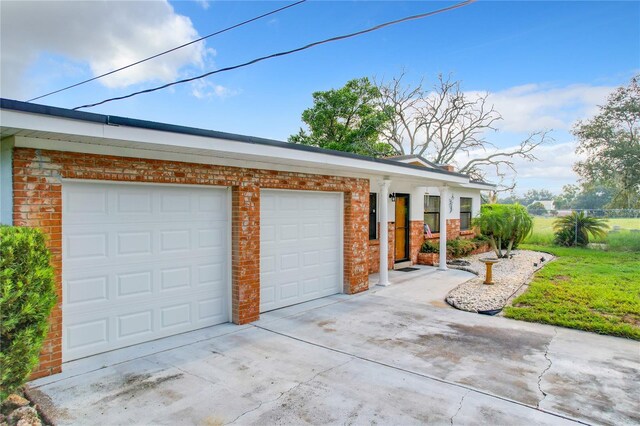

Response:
(1, 109), (469, 184)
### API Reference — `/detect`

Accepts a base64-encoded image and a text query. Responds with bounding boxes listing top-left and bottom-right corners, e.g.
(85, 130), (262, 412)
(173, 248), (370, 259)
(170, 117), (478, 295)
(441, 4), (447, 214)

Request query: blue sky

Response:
(1, 0), (638, 194)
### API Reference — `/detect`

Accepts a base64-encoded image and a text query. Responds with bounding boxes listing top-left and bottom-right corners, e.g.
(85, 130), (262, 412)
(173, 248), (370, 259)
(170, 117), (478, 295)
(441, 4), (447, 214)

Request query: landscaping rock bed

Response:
(445, 249), (555, 313)
(1, 393), (46, 426)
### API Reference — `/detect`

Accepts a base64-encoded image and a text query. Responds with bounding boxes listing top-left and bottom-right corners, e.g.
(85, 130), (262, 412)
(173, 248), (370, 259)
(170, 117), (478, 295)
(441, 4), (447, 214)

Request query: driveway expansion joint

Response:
(225, 358), (354, 425)
(252, 323), (589, 425)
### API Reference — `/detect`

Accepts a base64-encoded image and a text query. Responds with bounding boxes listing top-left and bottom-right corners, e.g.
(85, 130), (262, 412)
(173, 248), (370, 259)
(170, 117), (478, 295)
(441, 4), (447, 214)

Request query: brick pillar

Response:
(231, 185), (260, 324)
(388, 222), (395, 269)
(446, 219), (461, 240)
(13, 149), (63, 378)
(343, 189), (369, 294)
(409, 220), (425, 264)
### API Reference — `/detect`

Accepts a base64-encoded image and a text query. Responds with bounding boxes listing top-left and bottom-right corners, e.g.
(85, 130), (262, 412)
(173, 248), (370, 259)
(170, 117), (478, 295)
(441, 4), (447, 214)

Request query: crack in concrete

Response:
(450, 390), (469, 425)
(225, 358), (353, 425)
(537, 328), (557, 408)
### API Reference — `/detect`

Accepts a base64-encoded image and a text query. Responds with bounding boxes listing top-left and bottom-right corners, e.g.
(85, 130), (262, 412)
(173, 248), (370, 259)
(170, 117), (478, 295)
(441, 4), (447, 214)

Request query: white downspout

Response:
(438, 185), (448, 271)
(378, 179), (391, 286)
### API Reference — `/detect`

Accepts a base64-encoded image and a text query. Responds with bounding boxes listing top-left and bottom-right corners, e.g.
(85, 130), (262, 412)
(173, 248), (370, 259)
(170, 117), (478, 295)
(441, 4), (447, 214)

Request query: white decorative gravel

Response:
(445, 249), (555, 313)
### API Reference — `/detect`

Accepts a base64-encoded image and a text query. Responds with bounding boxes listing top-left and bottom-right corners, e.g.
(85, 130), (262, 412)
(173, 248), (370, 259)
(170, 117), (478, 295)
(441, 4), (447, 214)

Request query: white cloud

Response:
(196, 0), (210, 10)
(0, 0), (209, 99)
(191, 80), (239, 100)
(455, 140), (587, 194)
(485, 83), (614, 133)
(447, 81), (617, 192)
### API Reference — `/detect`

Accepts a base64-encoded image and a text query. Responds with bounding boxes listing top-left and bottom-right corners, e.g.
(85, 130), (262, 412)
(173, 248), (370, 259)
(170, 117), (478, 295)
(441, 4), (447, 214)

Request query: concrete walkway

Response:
(30, 267), (640, 425)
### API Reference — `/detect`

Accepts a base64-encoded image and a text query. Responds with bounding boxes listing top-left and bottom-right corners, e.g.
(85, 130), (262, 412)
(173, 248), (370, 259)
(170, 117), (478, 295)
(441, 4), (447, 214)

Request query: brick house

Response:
(0, 99), (493, 378)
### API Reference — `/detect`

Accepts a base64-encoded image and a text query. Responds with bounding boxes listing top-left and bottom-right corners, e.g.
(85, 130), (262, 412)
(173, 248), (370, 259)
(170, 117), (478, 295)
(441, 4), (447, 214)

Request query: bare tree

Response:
(376, 72), (551, 184)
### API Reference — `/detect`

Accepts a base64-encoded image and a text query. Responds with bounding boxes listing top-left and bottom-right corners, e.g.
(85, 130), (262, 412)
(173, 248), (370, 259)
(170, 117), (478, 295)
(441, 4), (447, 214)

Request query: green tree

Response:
(573, 75), (640, 208)
(527, 201), (547, 216)
(289, 78), (394, 157)
(573, 183), (615, 210)
(553, 184), (579, 209)
(521, 189), (554, 207)
(474, 204), (533, 258)
(553, 211), (609, 247)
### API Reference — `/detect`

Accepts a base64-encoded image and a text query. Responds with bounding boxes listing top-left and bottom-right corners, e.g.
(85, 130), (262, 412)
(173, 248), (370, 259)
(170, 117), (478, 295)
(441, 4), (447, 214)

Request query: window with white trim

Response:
(460, 197), (472, 230)
(369, 193), (377, 240)
(424, 195), (440, 233)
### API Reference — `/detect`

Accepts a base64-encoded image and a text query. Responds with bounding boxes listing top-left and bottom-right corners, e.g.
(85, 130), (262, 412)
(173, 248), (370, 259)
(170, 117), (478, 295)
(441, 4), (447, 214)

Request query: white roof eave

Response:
(1, 109), (471, 184)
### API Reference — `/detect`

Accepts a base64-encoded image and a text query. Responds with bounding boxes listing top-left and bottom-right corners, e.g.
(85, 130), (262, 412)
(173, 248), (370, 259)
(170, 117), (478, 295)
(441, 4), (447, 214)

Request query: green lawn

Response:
(504, 245), (640, 340)
(525, 216), (640, 251)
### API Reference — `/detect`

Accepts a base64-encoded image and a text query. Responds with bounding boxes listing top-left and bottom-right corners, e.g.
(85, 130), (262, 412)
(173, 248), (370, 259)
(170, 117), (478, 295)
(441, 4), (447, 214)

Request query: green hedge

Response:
(0, 226), (57, 399)
(420, 238), (482, 257)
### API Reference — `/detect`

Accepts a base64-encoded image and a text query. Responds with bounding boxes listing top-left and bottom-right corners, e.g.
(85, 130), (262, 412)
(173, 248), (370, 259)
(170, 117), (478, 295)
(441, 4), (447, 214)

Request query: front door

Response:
(394, 194), (410, 262)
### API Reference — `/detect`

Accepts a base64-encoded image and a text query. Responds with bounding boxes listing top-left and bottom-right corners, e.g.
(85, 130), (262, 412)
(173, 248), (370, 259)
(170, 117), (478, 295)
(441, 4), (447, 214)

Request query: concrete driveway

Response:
(30, 267), (640, 425)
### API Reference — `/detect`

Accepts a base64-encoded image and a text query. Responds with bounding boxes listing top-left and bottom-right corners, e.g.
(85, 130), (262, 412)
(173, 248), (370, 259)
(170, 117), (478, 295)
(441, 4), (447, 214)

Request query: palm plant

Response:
(553, 211), (609, 247)
(473, 204), (533, 258)
(502, 204), (534, 257)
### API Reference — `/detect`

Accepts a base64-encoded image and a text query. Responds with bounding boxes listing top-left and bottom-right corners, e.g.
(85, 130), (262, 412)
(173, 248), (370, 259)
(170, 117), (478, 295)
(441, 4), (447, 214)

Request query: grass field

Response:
(524, 216), (640, 251)
(504, 245), (640, 339)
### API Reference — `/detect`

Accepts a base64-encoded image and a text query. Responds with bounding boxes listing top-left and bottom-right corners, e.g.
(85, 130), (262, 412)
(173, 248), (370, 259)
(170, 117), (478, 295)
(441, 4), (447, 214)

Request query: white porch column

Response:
(378, 179), (391, 286)
(438, 186), (448, 271)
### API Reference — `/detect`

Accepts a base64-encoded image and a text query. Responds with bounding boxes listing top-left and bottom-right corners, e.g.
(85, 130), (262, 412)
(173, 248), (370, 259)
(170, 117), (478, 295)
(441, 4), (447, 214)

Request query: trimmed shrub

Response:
(446, 238), (477, 257)
(420, 240), (439, 253)
(471, 234), (490, 243)
(0, 226), (57, 399)
(420, 238), (478, 257)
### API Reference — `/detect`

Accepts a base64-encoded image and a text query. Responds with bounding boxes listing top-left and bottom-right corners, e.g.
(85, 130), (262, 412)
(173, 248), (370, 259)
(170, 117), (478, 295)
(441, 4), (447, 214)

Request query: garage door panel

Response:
(66, 232), (109, 261)
(64, 185), (228, 225)
(64, 261), (226, 315)
(63, 182), (229, 361)
(197, 297), (225, 321)
(260, 190), (342, 312)
(117, 310), (153, 339)
(117, 231), (152, 256)
(302, 278), (320, 295)
(117, 271), (152, 298)
(64, 222), (226, 270)
(66, 275), (109, 306)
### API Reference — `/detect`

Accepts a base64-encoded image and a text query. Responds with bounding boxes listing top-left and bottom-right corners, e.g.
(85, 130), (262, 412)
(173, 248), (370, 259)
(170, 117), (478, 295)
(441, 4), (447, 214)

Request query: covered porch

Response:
(368, 176), (490, 287)
(367, 264), (474, 307)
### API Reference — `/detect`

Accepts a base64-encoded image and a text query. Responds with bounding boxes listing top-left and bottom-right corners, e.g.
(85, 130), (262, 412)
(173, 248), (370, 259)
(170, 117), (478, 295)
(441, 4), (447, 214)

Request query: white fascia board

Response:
(2, 109), (469, 184)
(0, 109), (106, 139)
(102, 125), (468, 183)
(459, 182), (496, 190)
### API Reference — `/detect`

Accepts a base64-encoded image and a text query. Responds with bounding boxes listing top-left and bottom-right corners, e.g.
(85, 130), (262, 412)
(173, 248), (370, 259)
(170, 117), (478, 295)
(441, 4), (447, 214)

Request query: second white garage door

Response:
(260, 190), (343, 312)
(62, 182), (229, 361)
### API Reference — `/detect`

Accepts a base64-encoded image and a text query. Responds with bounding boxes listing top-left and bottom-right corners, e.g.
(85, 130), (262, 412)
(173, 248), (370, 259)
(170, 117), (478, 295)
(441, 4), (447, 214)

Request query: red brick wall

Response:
(368, 240), (380, 274)
(424, 218), (468, 243)
(367, 222), (395, 274)
(231, 185), (260, 324)
(388, 222), (395, 268)
(368, 219), (427, 272)
(13, 148), (370, 378)
(409, 220), (424, 264)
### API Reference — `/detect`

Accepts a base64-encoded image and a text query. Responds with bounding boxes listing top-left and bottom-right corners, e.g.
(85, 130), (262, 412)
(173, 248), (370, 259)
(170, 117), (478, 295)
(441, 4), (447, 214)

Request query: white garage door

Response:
(62, 181), (229, 361)
(260, 190), (342, 312)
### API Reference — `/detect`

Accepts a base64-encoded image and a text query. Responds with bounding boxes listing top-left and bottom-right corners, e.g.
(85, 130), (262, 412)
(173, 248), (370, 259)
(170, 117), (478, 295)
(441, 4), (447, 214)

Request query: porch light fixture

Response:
(389, 193), (397, 202)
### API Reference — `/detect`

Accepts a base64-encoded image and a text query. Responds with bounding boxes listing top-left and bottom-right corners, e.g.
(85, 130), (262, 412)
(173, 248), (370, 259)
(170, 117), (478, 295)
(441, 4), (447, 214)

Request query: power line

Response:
(73, 0), (475, 111)
(26, 0), (307, 103)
